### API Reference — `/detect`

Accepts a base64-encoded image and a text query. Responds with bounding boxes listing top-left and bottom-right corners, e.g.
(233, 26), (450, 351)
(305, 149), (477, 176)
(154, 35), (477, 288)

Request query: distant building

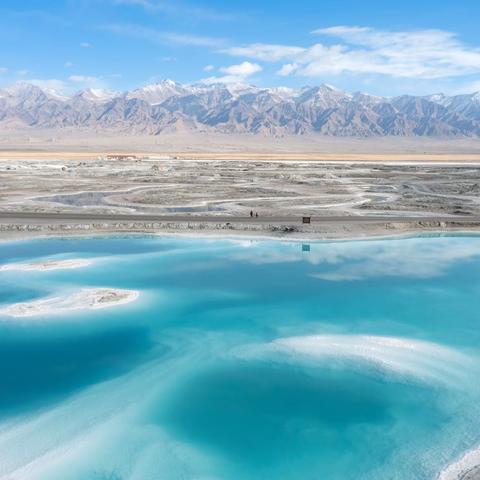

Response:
(105, 154), (139, 161)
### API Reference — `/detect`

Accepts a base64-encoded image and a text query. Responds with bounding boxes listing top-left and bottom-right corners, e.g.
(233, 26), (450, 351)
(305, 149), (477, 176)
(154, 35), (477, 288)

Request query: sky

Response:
(1, 0), (480, 96)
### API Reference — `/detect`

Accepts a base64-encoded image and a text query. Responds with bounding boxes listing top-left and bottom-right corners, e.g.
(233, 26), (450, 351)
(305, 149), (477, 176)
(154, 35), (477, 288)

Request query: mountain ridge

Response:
(1, 80), (480, 137)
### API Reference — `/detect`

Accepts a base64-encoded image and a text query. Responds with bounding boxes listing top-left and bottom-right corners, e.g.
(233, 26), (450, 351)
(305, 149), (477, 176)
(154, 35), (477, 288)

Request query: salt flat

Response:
(2, 154), (480, 216)
(1, 151), (480, 240)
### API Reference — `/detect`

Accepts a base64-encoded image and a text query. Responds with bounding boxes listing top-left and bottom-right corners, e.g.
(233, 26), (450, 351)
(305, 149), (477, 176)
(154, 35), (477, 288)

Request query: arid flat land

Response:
(1, 150), (480, 240)
(2, 129), (480, 154)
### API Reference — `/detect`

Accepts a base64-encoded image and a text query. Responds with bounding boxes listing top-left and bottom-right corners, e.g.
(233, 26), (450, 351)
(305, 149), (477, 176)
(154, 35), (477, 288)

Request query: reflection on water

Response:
(0, 234), (479, 480)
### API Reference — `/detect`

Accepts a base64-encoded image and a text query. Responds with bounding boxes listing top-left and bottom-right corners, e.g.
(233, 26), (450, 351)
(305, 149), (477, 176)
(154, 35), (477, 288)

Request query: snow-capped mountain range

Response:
(1, 80), (480, 137)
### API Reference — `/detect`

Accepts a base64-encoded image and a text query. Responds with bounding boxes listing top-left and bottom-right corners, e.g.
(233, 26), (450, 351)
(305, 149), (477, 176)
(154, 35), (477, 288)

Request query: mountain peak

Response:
(6, 81), (44, 95)
(75, 88), (117, 102)
(127, 80), (189, 105)
(1, 80), (479, 137)
(4, 81), (70, 103)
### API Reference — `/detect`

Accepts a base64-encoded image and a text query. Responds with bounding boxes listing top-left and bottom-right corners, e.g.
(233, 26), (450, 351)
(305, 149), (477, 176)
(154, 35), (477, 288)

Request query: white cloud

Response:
(64, 61), (74, 68)
(220, 61), (262, 76)
(277, 63), (298, 76)
(80, 42), (91, 48)
(69, 75), (100, 82)
(223, 26), (480, 81)
(27, 78), (68, 93)
(203, 64), (215, 72)
(16, 69), (29, 77)
(202, 61), (262, 85)
(0, 67), (8, 74)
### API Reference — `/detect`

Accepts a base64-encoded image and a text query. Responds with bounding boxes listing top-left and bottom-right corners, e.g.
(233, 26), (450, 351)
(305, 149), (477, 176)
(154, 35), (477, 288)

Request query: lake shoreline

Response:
(1, 218), (480, 244)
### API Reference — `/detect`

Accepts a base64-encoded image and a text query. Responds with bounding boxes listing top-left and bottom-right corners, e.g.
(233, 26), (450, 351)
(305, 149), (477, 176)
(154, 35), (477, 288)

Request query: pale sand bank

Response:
(438, 448), (480, 480)
(0, 288), (139, 317)
(0, 258), (92, 271)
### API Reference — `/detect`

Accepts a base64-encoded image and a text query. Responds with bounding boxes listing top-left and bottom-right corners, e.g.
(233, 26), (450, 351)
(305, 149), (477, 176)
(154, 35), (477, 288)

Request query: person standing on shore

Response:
(250, 210), (253, 217)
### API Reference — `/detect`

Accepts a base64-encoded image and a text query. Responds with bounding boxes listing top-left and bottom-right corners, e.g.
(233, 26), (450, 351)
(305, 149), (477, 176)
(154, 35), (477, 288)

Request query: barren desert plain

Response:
(1, 135), (480, 240)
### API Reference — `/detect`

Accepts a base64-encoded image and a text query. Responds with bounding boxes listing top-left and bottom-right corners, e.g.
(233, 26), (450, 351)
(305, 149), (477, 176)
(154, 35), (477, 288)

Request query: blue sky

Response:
(1, 0), (480, 96)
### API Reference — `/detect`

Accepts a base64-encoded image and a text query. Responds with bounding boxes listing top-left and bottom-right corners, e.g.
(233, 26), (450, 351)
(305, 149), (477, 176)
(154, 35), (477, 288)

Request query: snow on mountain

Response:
(75, 88), (118, 103)
(126, 80), (189, 105)
(0, 80), (479, 136)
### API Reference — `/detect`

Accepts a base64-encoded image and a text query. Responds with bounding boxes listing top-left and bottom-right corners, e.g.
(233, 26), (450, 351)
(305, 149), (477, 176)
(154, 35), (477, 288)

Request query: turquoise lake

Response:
(0, 234), (479, 479)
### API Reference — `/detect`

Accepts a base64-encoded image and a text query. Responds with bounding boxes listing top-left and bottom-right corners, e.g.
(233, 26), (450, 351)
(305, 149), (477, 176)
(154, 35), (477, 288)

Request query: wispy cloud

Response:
(80, 42), (92, 48)
(165, 32), (226, 47)
(223, 26), (480, 81)
(454, 80), (480, 95)
(1, 8), (69, 27)
(69, 75), (101, 82)
(27, 78), (68, 93)
(102, 23), (226, 48)
(109, 0), (237, 21)
(26, 74), (106, 94)
(221, 44), (305, 62)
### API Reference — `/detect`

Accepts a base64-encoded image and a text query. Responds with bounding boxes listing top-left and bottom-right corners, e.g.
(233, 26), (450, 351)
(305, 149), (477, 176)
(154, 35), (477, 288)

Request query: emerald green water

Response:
(0, 234), (479, 479)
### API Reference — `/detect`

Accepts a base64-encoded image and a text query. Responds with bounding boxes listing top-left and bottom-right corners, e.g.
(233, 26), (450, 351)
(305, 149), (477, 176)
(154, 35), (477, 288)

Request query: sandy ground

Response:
(2, 130), (480, 155)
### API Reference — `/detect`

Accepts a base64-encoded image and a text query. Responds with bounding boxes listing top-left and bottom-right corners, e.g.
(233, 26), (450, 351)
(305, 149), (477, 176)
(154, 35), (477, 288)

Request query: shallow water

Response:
(0, 234), (479, 479)
(36, 191), (116, 207)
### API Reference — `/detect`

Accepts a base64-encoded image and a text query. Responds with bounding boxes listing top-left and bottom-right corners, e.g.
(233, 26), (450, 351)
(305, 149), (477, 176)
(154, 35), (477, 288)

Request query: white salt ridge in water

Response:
(0, 288), (139, 317)
(240, 335), (470, 384)
(0, 347), (205, 480)
(0, 259), (92, 271)
(438, 447), (480, 480)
